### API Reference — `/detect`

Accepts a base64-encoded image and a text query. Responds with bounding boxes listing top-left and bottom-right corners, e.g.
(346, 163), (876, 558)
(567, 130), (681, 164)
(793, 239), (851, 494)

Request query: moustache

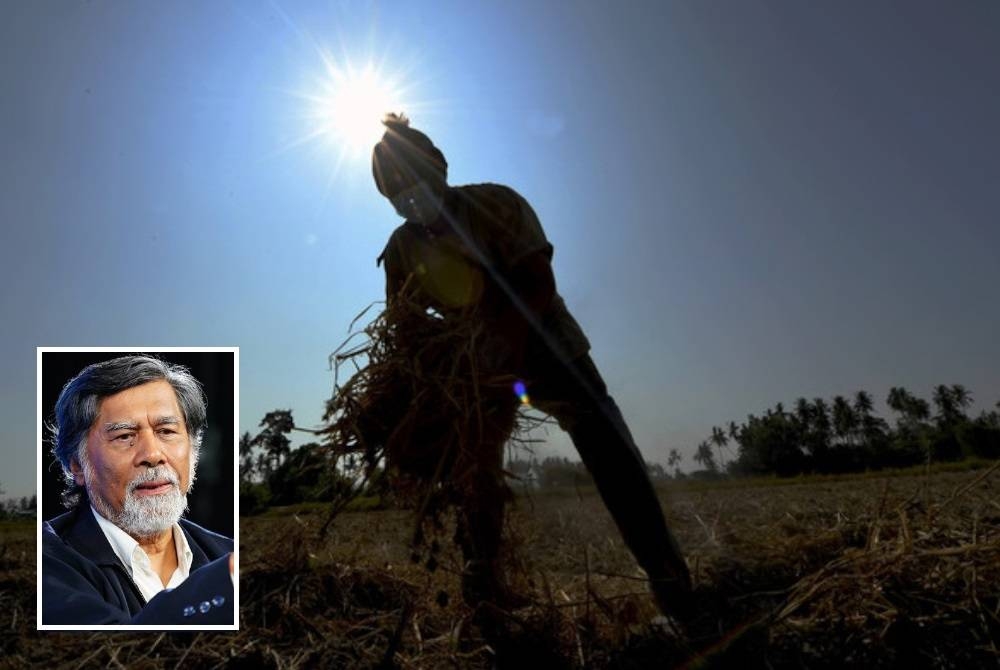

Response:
(127, 466), (181, 494)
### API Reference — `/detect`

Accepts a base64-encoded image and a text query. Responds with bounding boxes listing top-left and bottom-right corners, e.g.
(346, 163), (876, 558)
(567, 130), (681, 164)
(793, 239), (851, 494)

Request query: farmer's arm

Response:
(480, 187), (557, 367)
(380, 232), (420, 309)
(381, 232), (444, 336)
(482, 249), (555, 368)
(384, 258), (408, 306)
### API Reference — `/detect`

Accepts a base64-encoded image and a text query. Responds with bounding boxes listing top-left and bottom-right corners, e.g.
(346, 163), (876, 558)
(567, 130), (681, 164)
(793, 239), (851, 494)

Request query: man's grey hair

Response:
(50, 355), (207, 508)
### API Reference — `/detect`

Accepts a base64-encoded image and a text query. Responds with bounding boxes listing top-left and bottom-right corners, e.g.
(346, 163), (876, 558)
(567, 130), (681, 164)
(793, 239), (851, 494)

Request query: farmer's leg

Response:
(529, 354), (694, 620)
(455, 400), (519, 606)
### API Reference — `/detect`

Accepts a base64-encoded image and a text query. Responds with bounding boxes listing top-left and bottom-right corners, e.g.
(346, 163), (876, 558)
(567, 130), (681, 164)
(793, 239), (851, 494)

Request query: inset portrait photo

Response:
(37, 348), (239, 631)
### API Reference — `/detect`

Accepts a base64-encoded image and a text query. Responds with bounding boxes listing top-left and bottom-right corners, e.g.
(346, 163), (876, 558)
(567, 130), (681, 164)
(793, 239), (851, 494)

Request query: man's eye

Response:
(158, 428), (177, 436)
(113, 434), (133, 442)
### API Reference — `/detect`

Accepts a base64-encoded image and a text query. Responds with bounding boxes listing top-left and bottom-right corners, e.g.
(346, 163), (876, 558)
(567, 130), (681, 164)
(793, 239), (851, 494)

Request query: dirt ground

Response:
(4, 466), (999, 668)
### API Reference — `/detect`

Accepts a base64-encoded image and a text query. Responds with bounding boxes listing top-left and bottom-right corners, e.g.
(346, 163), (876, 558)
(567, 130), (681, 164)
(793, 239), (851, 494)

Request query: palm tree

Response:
(794, 397), (812, 430)
(887, 386), (910, 423)
(812, 397), (831, 436)
(887, 386), (930, 428)
(667, 448), (682, 477)
(909, 397), (930, 422)
(694, 440), (718, 473)
(710, 426), (729, 467)
(932, 384), (974, 461)
(853, 390), (877, 442)
(239, 431), (255, 482)
(886, 387), (933, 466)
(789, 397), (813, 464)
(254, 410), (295, 473)
(727, 420), (739, 441)
(951, 384), (972, 417)
(802, 397), (832, 468)
(933, 385), (959, 427)
(853, 390), (874, 418)
(667, 448), (682, 469)
(832, 396), (857, 448)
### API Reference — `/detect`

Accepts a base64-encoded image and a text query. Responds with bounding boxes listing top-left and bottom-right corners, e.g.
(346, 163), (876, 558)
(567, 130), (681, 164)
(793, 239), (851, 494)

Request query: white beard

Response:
(84, 459), (193, 540)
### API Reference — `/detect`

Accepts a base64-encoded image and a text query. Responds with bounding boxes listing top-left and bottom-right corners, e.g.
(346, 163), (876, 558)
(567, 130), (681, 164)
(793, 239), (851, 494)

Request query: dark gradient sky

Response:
(2, 1), (998, 498)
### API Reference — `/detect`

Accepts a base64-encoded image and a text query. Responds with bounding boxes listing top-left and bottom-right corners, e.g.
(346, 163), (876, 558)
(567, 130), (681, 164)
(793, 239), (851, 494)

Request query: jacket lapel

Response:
(60, 505), (126, 569)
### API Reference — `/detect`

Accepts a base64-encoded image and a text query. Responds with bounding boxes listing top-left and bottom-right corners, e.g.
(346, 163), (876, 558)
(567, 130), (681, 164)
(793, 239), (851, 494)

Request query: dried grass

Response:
(767, 460), (1000, 666)
(317, 290), (540, 548)
(4, 465), (1000, 667)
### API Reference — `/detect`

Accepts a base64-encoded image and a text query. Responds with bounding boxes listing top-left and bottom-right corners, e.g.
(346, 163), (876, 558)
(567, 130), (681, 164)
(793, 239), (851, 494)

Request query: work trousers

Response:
(457, 353), (691, 608)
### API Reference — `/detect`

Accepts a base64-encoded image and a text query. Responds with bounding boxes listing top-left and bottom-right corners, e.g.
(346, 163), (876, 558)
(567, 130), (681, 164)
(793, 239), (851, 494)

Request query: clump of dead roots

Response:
(318, 288), (540, 552)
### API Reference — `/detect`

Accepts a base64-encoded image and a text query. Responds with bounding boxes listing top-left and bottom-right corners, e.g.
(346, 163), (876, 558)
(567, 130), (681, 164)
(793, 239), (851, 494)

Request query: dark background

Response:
(40, 351), (236, 538)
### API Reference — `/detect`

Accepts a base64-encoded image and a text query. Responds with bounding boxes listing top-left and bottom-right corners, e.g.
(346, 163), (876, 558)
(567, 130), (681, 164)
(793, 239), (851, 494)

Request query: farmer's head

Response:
(51, 355), (205, 538)
(372, 113), (448, 224)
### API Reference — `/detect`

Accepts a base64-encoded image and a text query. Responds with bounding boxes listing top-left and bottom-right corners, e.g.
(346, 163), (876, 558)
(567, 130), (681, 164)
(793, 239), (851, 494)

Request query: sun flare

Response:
(286, 44), (428, 181)
(313, 57), (408, 158)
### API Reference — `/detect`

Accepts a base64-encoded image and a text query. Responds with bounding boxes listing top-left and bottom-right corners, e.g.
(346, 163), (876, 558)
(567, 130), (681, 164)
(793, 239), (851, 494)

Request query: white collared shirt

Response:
(91, 505), (193, 604)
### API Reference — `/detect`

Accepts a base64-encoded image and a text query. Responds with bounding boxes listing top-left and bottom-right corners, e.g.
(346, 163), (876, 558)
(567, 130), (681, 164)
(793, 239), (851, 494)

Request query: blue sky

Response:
(3, 1), (999, 499)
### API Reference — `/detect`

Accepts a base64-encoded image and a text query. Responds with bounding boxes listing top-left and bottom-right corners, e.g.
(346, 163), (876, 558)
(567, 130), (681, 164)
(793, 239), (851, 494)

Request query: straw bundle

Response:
(320, 286), (527, 534)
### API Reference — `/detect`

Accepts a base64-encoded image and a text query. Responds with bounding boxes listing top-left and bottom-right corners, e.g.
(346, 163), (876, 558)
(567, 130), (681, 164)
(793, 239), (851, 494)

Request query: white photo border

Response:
(36, 346), (240, 632)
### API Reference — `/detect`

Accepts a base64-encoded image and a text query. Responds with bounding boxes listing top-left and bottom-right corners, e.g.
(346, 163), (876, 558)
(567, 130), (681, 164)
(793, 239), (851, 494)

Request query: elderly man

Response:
(42, 355), (234, 626)
(371, 115), (694, 623)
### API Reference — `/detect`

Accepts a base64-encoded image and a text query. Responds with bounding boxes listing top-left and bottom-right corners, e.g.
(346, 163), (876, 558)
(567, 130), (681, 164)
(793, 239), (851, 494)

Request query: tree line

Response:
(690, 384), (1000, 477)
(238, 409), (360, 514)
(238, 384), (1000, 512)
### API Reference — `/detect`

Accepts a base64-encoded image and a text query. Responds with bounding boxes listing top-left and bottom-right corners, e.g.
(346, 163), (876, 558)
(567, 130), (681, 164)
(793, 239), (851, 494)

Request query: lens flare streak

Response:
(514, 380), (530, 406)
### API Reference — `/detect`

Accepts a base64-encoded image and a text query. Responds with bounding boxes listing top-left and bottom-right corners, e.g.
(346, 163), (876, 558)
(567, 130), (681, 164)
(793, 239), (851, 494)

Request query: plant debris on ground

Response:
(4, 464), (999, 668)
(7, 304), (998, 667)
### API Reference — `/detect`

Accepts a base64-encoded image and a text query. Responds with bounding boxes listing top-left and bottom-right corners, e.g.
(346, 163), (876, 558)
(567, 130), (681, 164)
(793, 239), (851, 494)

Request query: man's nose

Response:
(134, 429), (166, 467)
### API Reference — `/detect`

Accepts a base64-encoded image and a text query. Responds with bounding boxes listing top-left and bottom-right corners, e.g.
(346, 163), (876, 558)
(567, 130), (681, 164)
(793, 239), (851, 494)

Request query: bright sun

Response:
(289, 45), (425, 178)
(313, 58), (407, 158)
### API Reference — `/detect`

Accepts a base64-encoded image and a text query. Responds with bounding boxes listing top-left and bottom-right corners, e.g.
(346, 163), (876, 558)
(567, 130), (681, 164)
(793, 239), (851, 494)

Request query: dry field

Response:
(3, 465), (999, 668)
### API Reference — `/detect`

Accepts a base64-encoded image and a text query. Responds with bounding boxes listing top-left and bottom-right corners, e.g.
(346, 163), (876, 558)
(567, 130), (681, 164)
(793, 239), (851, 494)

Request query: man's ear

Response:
(69, 454), (85, 486)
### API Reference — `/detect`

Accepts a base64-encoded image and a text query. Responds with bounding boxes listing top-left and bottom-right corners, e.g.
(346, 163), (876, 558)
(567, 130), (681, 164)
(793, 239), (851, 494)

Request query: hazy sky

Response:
(3, 1), (998, 499)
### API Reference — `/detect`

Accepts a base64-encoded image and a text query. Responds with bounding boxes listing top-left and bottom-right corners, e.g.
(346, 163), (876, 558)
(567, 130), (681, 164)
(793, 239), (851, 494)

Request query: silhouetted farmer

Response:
(372, 114), (693, 622)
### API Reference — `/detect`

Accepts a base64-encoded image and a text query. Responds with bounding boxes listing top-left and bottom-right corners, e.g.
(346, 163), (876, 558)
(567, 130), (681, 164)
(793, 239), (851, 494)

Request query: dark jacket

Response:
(42, 505), (234, 626)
